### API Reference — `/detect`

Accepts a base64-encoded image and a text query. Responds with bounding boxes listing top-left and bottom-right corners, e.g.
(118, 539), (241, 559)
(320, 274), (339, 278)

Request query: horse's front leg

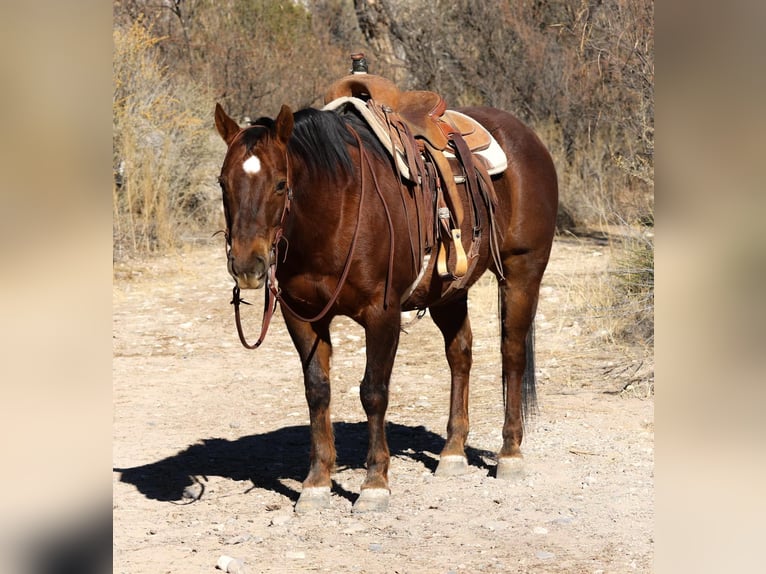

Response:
(282, 312), (336, 513)
(430, 295), (472, 476)
(353, 306), (401, 513)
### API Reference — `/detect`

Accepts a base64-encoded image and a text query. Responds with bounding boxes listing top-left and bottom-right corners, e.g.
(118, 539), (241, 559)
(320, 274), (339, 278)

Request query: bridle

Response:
(228, 161), (292, 349)
(229, 126), (375, 349)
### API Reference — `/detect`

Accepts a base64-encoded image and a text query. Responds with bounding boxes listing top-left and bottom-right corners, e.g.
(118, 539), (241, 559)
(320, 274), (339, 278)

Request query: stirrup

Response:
(436, 229), (468, 279)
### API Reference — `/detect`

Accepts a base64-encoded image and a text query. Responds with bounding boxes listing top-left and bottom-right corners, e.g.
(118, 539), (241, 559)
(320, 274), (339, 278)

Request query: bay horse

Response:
(214, 100), (557, 513)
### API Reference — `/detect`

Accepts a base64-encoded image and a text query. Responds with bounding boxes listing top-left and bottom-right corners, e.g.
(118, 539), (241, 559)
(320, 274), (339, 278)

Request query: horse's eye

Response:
(275, 179), (287, 194)
(217, 176), (225, 190)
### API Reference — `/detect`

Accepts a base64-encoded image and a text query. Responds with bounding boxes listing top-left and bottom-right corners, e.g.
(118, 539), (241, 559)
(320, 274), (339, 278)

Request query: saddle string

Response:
(385, 112), (420, 274)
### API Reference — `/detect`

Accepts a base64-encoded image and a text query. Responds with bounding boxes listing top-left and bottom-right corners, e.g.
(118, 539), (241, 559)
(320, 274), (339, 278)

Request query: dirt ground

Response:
(113, 235), (654, 574)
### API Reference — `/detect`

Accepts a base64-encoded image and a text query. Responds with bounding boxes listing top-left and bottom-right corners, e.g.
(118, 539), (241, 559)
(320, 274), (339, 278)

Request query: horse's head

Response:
(215, 103), (294, 289)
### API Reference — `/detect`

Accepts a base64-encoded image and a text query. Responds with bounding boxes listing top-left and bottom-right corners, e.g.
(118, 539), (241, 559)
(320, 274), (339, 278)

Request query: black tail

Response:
(497, 288), (538, 428)
(521, 323), (538, 425)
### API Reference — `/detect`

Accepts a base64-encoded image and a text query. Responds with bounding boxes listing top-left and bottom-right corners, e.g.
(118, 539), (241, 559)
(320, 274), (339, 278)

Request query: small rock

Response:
(551, 516), (574, 525)
(483, 521), (508, 531)
(535, 550), (555, 560)
(223, 533), (252, 545)
(369, 543), (383, 552)
(270, 513), (292, 526)
(217, 555), (246, 573)
(285, 551), (305, 559)
(342, 522), (367, 535)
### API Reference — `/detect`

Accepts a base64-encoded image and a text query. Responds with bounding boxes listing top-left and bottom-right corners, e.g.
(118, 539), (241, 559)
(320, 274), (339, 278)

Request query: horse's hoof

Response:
(352, 488), (390, 513)
(294, 486), (332, 513)
(435, 454), (469, 476)
(495, 456), (525, 480)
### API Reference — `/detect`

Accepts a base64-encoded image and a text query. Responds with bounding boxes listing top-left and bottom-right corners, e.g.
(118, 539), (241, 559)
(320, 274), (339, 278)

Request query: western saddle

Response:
(322, 55), (507, 283)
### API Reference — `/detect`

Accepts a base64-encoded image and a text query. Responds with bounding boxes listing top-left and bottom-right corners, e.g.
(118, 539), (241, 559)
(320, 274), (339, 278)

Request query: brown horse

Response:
(214, 101), (557, 513)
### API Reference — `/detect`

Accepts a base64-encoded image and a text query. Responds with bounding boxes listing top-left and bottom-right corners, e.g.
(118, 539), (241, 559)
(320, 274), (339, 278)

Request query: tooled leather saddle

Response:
(322, 63), (506, 283)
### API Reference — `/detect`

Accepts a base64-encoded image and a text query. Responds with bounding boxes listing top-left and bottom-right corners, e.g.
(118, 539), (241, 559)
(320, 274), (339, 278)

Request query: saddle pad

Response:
(441, 110), (508, 176)
(322, 97), (508, 180)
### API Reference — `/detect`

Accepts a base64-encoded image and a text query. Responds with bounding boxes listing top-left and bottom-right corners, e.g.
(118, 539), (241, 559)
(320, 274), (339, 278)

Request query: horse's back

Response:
(458, 106), (558, 254)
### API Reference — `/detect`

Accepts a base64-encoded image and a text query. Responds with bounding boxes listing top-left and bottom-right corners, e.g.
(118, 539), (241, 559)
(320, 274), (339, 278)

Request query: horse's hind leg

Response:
(353, 306), (401, 513)
(282, 313), (336, 513)
(429, 296), (472, 476)
(496, 251), (548, 479)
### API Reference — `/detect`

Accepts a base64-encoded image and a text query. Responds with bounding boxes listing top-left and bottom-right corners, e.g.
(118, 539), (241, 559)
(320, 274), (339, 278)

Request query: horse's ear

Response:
(275, 104), (294, 145)
(215, 103), (240, 145)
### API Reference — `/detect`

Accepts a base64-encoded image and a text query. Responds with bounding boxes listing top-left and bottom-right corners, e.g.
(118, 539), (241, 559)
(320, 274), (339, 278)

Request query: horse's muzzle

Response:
(228, 253), (268, 290)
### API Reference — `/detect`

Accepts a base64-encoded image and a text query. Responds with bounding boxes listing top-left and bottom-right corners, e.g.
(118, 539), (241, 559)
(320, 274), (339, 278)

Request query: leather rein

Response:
(230, 126), (380, 349)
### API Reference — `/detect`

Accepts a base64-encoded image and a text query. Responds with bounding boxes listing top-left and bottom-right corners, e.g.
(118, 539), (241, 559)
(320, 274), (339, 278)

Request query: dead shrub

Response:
(113, 18), (222, 260)
(609, 230), (654, 344)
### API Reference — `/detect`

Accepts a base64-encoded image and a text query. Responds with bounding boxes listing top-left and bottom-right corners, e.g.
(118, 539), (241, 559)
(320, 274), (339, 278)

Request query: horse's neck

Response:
(286, 167), (349, 248)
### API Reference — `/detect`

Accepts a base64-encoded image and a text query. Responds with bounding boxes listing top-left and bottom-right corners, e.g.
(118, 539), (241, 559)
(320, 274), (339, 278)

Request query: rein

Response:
(230, 126), (372, 349)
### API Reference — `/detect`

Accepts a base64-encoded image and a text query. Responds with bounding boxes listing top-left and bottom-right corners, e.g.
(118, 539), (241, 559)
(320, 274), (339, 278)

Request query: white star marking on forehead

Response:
(242, 155), (261, 174)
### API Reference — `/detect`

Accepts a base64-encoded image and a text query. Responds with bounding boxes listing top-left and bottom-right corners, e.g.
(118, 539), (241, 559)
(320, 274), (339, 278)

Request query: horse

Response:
(214, 99), (558, 513)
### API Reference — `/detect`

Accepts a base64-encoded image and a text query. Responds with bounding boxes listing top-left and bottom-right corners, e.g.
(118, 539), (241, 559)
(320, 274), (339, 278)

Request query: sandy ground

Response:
(113, 235), (654, 573)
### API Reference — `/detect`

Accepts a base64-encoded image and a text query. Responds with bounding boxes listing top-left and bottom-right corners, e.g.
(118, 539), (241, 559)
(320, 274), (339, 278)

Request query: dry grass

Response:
(553, 231), (653, 346)
(516, 232), (655, 394)
(113, 19), (223, 261)
(535, 119), (654, 233)
(608, 228), (654, 345)
(533, 117), (654, 356)
(467, 226), (653, 353)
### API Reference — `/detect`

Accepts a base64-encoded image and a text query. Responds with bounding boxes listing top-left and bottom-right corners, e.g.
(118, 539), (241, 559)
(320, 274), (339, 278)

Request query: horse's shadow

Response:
(114, 422), (495, 504)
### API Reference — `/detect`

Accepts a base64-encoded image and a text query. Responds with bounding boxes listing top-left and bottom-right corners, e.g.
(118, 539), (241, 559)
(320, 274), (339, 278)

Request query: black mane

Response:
(239, 108), (387, 182)
(290, 108), (388, 179)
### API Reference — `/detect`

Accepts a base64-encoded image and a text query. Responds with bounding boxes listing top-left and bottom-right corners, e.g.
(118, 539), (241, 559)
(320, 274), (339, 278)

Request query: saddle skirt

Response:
(322, 96), (508, 183)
